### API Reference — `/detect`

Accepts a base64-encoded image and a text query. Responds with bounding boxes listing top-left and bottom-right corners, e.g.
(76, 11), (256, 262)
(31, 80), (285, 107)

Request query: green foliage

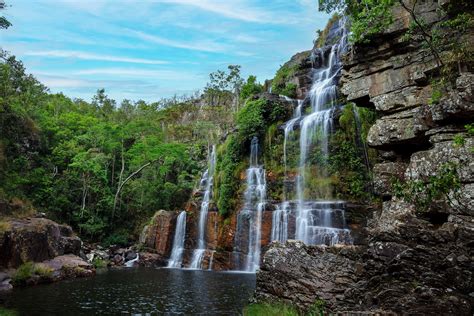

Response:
(328, 104), (376, 201)
(92, 258), (108, 269)
(319, 0), (395, 44)
(453, 134), (466, 148)
(315, 14), (340, 47)
(0, 50), (234, 242)
(393, 163), (461, 211)
(102, 230), (129, 247)
(12, 262), (53, 285)
(0, 1), (12, 30)
(307, 299), (326, 316)
(12, 262), (35, 285)
(428, 89), (443, 105)
(243, 303), (299, 316)
(271, 64), (298, 97)
(240, 75), (264, 101)
(237, 99), (267, 140)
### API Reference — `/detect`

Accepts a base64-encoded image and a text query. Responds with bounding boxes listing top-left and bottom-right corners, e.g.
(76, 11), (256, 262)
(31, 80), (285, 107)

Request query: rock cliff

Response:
(255, 1), (473, 315)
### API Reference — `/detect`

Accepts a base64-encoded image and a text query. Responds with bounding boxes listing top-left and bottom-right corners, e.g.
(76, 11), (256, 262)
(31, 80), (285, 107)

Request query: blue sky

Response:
(1, 0), (330, 102)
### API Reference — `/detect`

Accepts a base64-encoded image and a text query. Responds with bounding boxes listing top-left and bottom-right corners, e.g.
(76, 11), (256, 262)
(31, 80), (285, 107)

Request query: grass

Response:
(11, 262), (53, 285)
(243, 303), (299, 316)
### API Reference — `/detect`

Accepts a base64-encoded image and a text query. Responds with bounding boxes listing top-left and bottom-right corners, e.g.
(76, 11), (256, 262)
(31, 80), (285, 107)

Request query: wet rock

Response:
(138, 252), (167, 267)
(125, 250), (137, 261)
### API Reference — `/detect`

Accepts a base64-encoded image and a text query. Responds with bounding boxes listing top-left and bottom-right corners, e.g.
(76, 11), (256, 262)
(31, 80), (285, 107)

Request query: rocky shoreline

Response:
(0, 215), (170, 292)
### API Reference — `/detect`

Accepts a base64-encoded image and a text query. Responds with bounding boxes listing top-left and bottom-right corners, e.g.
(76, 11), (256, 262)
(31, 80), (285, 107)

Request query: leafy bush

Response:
(393, 163), (462, 211)
(92, 258), (108, 269)
(240, 75), (263, 101)
(319, 0), (395, 44)
(102, 231), (129, 247)
(271, 64), (298, 96)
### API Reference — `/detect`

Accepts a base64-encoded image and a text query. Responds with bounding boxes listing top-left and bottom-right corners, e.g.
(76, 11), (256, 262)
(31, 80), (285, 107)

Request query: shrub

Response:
(393, 162), (462, 211)
(102, 231), (129, 247)
(92, 258), (108, 269)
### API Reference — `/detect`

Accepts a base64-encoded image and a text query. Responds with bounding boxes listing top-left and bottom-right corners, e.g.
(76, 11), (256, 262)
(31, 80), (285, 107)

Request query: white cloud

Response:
(130, 30), (229, 53)
(155, 0), (293, 24)
(74, 68), (202, 80)
(24, 50), (168, 65)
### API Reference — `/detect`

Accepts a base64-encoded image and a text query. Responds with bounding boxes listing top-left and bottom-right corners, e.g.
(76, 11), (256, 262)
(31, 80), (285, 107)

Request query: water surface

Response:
(0, 268), (256, 315)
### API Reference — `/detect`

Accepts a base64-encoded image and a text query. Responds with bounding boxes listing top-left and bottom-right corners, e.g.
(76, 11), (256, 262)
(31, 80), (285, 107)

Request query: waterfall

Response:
(271, 201), (289, 243)
(189, 145), (217, 269)
(167, 211), (187, 268)
(234, 137), (266, 272)
(124, 253), (139, 268)
(272, 17), (352, 246)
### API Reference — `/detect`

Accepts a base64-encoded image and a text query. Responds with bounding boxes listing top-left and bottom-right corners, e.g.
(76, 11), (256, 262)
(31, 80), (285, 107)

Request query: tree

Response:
(0, 1), (12, 29)
(240, 75), (263, 101)
(204, 65), (243, 110)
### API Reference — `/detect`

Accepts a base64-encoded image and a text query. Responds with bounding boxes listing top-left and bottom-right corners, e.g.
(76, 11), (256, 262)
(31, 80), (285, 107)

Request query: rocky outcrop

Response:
(255, 0), (473, 314)
(0, 217), (81, 268)
(0, 217), (94, 290)
(139, 210), (176, 257)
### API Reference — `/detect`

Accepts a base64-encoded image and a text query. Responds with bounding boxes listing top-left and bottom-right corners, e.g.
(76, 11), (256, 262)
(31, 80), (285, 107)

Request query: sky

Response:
(1, 0), (330, 102)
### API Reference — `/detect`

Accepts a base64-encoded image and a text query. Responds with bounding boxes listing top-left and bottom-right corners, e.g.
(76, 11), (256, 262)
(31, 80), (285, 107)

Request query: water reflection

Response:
(0, 268), (256, 315)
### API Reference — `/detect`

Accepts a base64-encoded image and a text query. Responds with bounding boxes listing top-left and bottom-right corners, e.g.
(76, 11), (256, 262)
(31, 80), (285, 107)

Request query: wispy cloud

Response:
(130, 30), (229, 53)
(24, 50), (168, 65)
(74, 68), (203, 80)
(156, 0), (288, 24)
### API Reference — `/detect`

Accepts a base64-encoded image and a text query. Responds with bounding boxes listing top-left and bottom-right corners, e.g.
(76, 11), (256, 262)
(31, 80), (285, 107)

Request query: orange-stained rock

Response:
(260, 210), (273, 248)
(140, 210), (176, 257)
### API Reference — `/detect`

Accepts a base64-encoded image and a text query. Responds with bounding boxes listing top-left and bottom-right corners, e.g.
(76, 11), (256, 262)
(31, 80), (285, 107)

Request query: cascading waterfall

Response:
(189, 145), (217, 269)
(234, 137), (266, 272)
(167, 211), (187, 268)
(272, 17), (352, 246)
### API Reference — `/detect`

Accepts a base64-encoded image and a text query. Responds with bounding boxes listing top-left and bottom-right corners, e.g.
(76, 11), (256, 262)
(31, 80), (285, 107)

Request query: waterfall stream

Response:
(235, 137), (266, 272)
(189, 145), (217, 269)
(274, 17), (352, 246)
(167, 211), (187, 268)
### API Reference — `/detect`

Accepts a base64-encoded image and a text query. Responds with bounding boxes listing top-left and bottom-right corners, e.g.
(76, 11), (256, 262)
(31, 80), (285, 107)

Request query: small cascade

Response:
(124, 253), (139, 268)
(271, 201), (289, 243)
(283, 99), (303, 176)
(189, 145), (217, 269)
(167, 211), (187, 268)
(234, 137), (266, 272)
(208, 250), (215, 271)
(272, 17), (353, 246)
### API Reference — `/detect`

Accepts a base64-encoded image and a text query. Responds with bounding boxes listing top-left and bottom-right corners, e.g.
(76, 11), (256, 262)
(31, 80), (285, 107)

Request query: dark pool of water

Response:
(0, 268), (256, 315)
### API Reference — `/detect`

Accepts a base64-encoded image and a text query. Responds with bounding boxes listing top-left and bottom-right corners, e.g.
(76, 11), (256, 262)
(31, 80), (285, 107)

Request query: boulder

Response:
(0, 218), (82, 269)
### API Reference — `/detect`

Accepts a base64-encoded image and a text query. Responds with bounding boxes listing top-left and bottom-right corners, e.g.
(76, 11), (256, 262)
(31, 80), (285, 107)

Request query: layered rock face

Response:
(256, 1), (473, 315)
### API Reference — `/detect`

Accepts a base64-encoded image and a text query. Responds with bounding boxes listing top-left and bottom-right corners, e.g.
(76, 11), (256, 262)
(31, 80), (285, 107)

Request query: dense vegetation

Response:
(0, 47), (267, 243)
